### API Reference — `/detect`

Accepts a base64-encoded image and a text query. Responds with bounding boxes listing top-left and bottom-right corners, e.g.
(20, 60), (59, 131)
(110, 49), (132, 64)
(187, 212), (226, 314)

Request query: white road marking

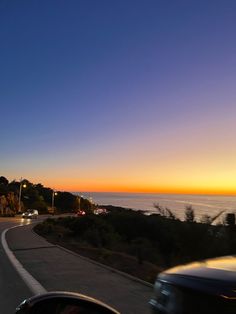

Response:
(1, 225), (47, 295)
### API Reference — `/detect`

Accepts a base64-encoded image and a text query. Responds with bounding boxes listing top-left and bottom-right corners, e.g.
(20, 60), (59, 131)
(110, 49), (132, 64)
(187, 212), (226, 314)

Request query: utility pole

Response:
(18, 178), (26, 212)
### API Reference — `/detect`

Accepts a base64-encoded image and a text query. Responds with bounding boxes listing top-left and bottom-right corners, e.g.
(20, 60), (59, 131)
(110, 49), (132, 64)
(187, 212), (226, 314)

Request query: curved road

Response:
(0, 217), (33, 314)
(0, 216), (153, 314)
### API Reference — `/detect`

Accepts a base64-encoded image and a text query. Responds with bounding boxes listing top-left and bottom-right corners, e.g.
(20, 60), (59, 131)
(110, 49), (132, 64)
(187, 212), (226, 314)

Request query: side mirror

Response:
(16, 291), (120, 314)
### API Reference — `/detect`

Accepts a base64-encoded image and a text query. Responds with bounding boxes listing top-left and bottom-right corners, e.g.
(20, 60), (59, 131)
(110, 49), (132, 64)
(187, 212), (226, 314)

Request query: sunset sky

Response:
(1, 1), (236, 194)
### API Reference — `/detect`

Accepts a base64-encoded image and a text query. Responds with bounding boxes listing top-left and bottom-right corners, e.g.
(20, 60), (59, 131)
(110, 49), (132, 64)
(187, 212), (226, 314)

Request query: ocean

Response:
(77, 192), (236, 222)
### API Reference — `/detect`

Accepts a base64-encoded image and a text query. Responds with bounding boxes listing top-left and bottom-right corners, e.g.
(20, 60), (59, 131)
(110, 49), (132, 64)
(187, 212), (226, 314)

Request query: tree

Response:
(225, 213), (235, 226)
(55, 192), (78, 212)
(7, 192), (17, 211)
(0, 195), (8, 214)
(0, 176), (9, 186)
(154, 203), (177, 220)
(185, 206), (195, 222)
(200, 214), (212, 225)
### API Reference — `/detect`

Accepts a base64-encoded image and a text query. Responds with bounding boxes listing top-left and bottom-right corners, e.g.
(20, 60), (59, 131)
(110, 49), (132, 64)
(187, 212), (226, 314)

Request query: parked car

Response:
(150, 255), (236, 314)
(22, 209), (39, 219)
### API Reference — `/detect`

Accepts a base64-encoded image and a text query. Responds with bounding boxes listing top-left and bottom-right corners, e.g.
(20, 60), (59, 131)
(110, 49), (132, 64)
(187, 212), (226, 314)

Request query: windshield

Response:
(0, 1), (236, 314)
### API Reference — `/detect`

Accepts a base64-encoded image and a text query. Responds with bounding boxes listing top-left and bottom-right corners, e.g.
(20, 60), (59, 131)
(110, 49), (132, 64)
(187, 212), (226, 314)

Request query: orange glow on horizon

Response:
(46, 181), (236, 195)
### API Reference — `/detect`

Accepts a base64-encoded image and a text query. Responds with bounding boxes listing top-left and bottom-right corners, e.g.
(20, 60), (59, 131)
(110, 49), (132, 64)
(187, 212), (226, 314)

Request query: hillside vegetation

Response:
(0, 176), (91, 215)
(34, 206), (236, 283)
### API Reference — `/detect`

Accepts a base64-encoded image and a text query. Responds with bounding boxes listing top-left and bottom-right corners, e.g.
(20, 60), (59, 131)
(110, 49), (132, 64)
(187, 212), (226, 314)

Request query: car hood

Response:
(159, 256), (236, 297)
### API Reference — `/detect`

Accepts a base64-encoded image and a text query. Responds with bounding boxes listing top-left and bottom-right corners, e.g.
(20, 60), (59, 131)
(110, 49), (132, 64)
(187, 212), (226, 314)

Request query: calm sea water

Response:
(76, 192), (236, 222)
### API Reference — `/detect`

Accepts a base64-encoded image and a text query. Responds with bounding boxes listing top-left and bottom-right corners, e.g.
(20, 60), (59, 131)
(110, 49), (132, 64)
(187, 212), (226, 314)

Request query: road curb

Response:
(30, 225), (153, 288)
(55, 243), (153, 288)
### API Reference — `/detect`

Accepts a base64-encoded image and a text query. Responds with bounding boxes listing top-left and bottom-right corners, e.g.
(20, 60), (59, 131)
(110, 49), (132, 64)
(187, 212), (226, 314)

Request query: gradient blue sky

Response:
(1, 1), (236, 193)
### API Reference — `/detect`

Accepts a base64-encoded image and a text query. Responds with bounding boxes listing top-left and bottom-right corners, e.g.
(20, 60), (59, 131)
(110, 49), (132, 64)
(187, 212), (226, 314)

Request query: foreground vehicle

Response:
(22, 209), (39, 219)
(16, 291), (119, 314)
(150, 255), (236, 314)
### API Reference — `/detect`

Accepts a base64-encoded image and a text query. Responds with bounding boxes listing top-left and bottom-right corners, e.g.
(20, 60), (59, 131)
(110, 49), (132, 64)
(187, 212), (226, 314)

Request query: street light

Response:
(77, 194), (84, 211)
(89, 196), (93, 212)
(51, 190), (58, 215)
(18, 178), (26, 213)
(78, 196), (81, 211)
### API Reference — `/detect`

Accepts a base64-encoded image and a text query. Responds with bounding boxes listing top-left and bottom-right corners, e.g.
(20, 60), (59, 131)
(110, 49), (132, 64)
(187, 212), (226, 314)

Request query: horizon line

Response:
(67, 190), (236, 197)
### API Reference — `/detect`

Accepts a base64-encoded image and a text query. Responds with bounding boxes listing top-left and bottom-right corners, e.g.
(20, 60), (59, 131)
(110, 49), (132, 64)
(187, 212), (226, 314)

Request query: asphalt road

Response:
(1, 216), (153, 314)
(0, 217), (32, 314)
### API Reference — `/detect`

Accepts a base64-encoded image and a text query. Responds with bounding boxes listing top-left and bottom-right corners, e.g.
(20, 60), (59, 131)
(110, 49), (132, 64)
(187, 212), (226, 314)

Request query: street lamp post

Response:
(51, 190), (57, 214)
(78, 196), (81, 211)
(77, 194), (83, 211)
(89, 196), (93, 212)
(18, 178), (26, 213)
